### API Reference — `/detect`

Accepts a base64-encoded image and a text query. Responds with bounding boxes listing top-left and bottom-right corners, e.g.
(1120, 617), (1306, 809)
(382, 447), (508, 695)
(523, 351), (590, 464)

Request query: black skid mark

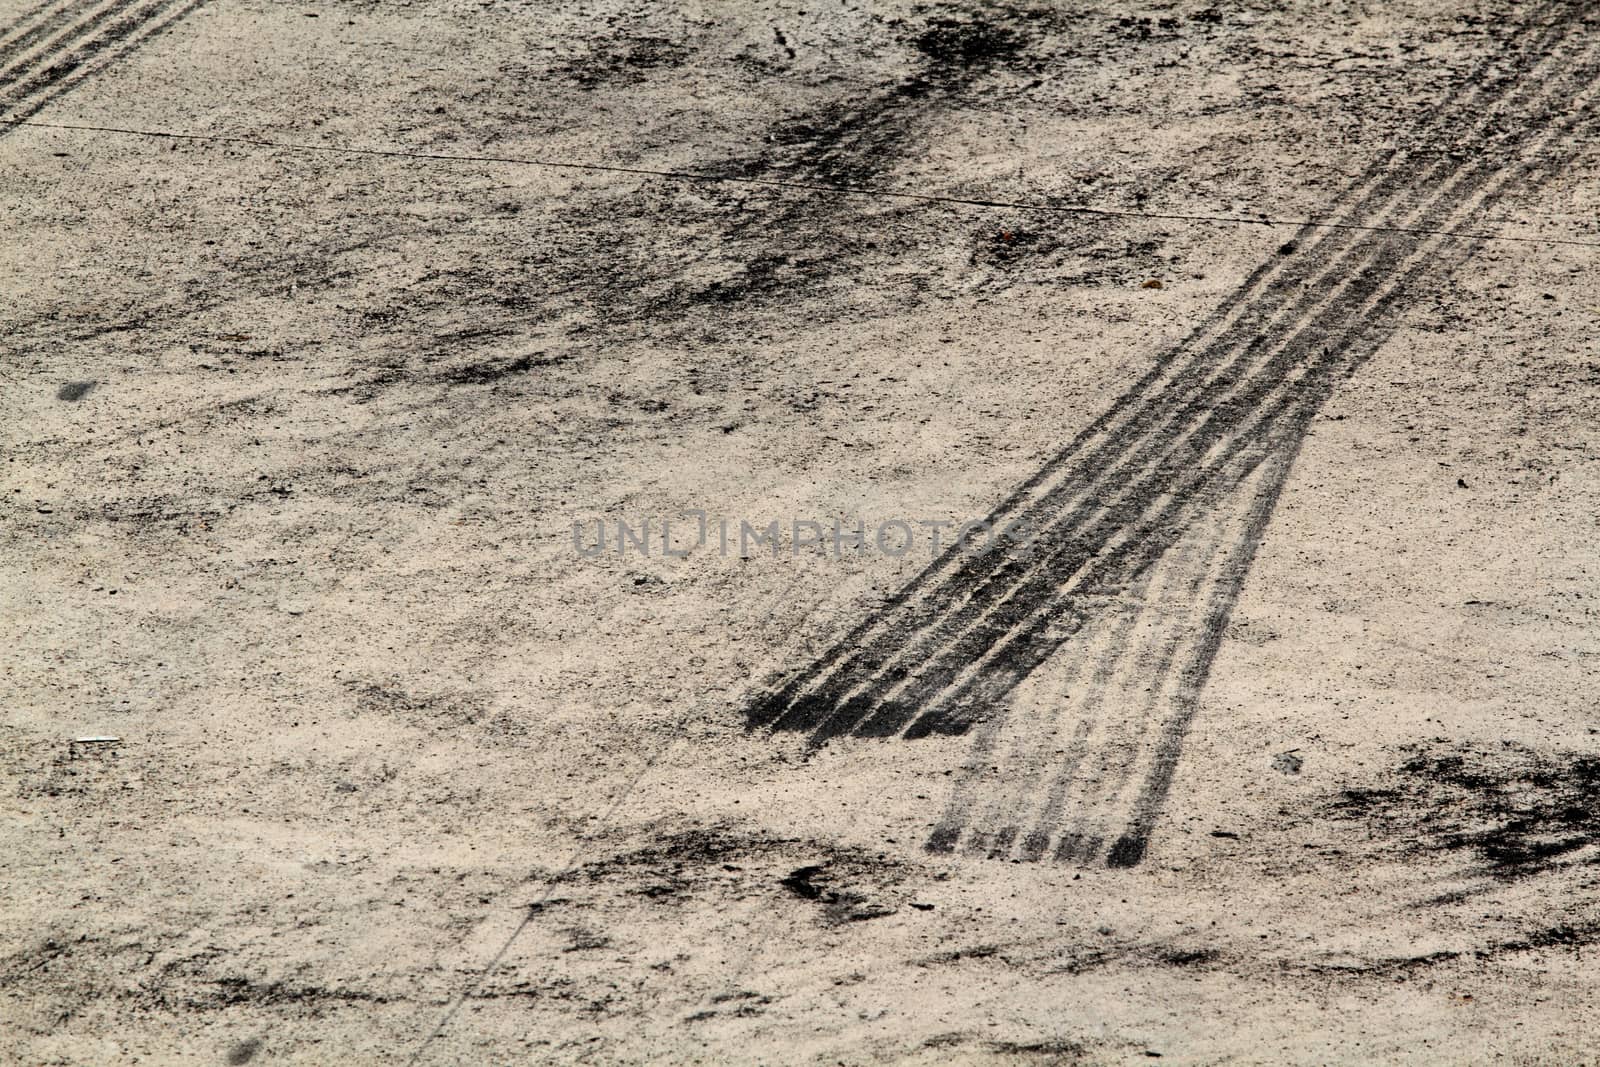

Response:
(750, 3), (1590, 739)
(746, 1), (1599, 865)
(748, 0), (1582, 737)
(938, 32), (1600, 865)
(0, 0), (97, 71)
(0, 0), (215, 132)
(753, 9), (1591, 745)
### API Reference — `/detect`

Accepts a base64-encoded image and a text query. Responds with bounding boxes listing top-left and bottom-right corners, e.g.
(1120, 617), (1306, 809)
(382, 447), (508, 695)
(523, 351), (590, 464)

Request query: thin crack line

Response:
(402, 736), (681, 1067)
(7, 117), (1600, 250)
(401, 590), (833, 1065)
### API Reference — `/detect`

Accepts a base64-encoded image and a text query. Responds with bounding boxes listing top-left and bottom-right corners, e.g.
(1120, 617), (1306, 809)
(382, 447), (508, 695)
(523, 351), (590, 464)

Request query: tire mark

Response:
(749, 3), (1591, 744)
(745, 2), (1599, 865)
(936, 474), (1240, 861)
(964, 60), (1597, 863)
(1072, 74), (1596, 862)
(0, 0), (70, 38)
(943, 541), (1191, 860)
(1034, 525), (1227, 861)
(770, 118), (1557, 737)
(917, 146), (1578, 741)
(917, 30), (1600, 734)
(0, 0), (145, 85)
(0, 0), (211, 127)
(752, 4), (1574, 726)
(1039, 455), (1283, 865)
(1100, 444), (1303, 867)
(747, 1), (1574, 731)
(0, 0), (87, 69)
(927, 567), (1155, 856)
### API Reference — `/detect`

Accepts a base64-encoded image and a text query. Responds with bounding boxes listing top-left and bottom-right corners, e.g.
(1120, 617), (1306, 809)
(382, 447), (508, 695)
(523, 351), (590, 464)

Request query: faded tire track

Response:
(748, 0), (1600, 866)
(0, 0), (211, 130)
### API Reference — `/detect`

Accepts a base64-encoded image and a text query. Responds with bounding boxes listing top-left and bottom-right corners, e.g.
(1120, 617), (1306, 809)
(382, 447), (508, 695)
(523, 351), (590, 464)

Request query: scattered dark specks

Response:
(913, 17), (1024, 69)
(1272, 750), (1303, 775)
(438, 352), (566, 386)
(561, 926), (611, 952)
(226, 1037), (263, 1065)
(922, 943), (1000, 966)
(525, 897), (571, 916)
(57, 381), (94, 401)
(779, 865), (826, 900)
(1327, 742), (1600, 878)
(777, 864), (894, 921)
(988, 1038), (1087, 1058)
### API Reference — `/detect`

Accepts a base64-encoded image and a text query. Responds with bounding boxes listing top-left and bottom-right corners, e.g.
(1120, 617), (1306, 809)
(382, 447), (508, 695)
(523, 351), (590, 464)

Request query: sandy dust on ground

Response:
(3, 0), (1600, 1063)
